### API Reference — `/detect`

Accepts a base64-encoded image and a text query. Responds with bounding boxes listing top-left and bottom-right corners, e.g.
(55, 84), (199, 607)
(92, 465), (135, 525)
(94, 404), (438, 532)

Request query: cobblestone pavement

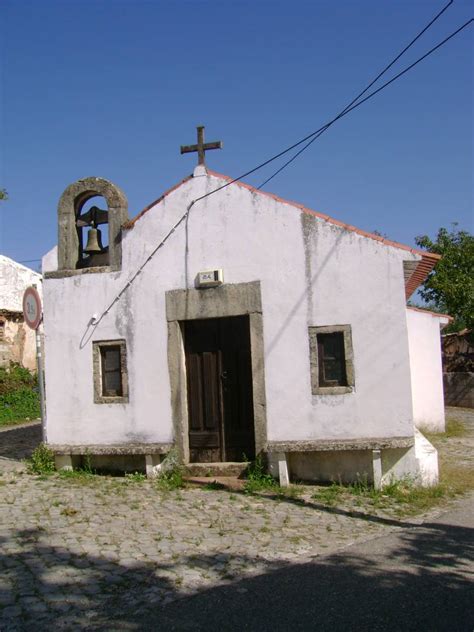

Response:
(0, 409), (472, 631)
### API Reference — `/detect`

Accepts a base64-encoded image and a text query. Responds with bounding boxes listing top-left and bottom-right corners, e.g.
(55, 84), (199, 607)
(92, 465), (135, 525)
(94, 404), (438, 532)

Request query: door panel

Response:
(184, 316), (255, 463)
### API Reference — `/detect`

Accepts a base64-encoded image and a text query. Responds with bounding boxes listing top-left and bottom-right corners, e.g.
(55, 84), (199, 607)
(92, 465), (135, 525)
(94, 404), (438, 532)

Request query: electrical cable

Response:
(93, 199), (196, 326)
(87, 14), (474, 327)
(256, 0), (455, 190)
(194, 17), (473, 204)
(19, 1), (461, 269)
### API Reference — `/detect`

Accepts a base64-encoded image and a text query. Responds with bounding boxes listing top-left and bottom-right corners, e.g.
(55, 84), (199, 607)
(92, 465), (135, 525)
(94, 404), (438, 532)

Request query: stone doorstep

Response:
(184, 462), (249, 478)
(185, 476), (246, 491)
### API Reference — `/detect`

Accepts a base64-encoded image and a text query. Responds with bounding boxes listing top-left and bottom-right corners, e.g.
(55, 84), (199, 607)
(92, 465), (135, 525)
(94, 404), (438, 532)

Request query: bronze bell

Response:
(84, 227), (103, 254)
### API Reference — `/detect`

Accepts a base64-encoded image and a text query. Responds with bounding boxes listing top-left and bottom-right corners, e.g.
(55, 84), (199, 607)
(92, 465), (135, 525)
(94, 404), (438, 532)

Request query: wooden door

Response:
(184, 317), (255, 463)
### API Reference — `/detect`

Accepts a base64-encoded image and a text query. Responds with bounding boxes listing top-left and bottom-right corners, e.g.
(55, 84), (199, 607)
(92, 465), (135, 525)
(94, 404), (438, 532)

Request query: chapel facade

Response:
(42, 144), (445, 487)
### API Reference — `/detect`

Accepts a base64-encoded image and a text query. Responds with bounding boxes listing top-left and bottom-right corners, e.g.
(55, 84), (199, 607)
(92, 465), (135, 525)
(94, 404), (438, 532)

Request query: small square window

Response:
(93, 340), (129, 404)
(101, 346), (123, 396)
(309, 325), (355, 395)
(317, 332), (347, 387)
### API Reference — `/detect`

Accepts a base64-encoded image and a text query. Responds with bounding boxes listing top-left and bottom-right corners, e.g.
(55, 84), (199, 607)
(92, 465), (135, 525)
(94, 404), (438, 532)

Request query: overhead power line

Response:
(93, 14), (472, 328)
(256, 0), (455, 189)
(38, 3), (468, 329)
(196, 16), (473, 203)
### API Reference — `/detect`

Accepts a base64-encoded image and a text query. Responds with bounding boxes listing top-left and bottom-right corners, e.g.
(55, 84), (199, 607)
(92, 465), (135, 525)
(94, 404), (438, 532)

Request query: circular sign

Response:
(23, 286), (42, 330)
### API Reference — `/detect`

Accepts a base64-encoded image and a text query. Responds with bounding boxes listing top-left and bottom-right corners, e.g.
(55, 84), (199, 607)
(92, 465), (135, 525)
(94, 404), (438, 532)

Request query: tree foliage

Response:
(415, 224), (474, 331)
(0, 189), (8, 201)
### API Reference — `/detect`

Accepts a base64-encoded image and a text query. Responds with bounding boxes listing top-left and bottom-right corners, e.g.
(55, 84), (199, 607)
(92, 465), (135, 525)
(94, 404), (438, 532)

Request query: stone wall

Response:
(0, 311), (37, 371)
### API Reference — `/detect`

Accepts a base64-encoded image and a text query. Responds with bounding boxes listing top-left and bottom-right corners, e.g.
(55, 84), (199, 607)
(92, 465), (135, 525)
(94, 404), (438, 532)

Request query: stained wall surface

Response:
(43, 171), (420, 448)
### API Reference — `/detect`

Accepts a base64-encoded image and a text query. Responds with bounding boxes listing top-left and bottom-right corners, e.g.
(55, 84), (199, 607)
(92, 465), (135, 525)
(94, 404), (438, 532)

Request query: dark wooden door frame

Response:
(166, 282), (267, 464)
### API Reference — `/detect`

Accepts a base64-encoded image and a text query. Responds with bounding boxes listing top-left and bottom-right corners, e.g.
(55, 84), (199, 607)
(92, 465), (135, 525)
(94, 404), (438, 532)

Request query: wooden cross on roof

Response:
(180, 126), (223, 166)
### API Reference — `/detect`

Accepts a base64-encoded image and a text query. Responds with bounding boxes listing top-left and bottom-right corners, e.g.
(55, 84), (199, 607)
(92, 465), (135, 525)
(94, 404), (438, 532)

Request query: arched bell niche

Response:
(76, 195), (109, 268)
(57, 177), (128, 272)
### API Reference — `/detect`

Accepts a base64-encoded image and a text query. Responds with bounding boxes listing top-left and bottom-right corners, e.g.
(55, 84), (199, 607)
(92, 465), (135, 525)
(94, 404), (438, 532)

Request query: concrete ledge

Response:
(266, 436), (414, 452)
(47, 443), (174, 456)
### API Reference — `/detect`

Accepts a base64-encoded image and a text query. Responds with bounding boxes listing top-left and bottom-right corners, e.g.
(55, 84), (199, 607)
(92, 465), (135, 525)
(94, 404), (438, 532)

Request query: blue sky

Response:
(1, 0), (472, 271)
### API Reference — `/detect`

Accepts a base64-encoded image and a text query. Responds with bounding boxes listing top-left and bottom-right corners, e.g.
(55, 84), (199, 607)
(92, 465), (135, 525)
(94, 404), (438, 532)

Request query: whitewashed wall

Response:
(406, 308), (448, 432)
(0, 255), (42, 311)
(43, 171), (420, 447)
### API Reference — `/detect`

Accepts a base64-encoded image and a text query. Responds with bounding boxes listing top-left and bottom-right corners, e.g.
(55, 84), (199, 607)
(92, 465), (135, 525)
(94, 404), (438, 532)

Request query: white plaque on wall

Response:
(196, 269), (224, 288)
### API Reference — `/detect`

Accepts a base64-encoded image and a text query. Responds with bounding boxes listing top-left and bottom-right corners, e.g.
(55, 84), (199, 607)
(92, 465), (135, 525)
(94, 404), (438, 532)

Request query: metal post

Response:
(35, 326), (47, 442)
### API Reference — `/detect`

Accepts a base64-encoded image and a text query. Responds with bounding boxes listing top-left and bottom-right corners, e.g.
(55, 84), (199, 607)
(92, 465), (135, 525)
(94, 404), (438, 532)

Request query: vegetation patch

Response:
(124, 471), (147, 483)
(155, 449), (185, 491)
(439, 460), (474, 496)
(60, 506), (78, 517)
(425, 417), (468, 441)
(27, 443), (55, 475)
(243, 455), (279, 493)
(58, 454), (96, 481)
(311, 483), (345, 506)
(156, 468), (185, 491)
(0, 364), (40, 425)
(312, 476), (453, 516)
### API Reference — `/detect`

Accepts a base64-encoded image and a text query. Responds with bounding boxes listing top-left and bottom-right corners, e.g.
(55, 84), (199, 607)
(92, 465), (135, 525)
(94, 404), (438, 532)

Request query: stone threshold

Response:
(184, 462), (249, 477)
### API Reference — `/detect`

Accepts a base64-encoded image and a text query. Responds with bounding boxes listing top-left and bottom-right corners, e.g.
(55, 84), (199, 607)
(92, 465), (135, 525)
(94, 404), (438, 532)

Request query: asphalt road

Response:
(141, 493), (474, 632)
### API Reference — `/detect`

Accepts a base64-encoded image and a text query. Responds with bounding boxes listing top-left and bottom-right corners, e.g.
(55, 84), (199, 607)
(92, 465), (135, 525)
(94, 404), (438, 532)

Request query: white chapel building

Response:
(42, 141), (447, 487)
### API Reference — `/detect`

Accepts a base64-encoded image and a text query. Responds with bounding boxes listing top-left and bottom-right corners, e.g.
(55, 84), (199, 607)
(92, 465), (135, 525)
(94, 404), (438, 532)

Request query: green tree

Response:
(0, 189), (8, 200)
(415, 224), (474, 331)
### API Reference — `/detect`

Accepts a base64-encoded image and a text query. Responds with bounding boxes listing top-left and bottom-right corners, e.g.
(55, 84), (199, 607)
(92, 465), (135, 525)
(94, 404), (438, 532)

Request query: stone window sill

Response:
(94, 395), (129, 405)
(314, 386), (354, 395)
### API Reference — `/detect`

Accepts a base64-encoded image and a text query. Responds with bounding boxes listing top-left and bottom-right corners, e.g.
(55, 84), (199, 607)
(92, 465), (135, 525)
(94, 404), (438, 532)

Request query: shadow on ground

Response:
(0, 422), (42, 461)
(1, 515), (472, 631)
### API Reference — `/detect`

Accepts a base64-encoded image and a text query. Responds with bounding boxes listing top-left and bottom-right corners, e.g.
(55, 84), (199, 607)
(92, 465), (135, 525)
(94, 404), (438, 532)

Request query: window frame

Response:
(308, 325), (355, 395)
(93, 339), (129, 404)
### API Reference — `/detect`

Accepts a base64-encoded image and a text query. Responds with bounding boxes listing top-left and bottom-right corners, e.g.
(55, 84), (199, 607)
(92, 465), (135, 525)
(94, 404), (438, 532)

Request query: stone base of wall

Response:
(286, 448), (419, 486)
(288, 449), (374, 485)
(51, 443), (173, 478)
(443, 372), (474, 408)
(55, 454), (147, 474)
(269, 441), (437, 488)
